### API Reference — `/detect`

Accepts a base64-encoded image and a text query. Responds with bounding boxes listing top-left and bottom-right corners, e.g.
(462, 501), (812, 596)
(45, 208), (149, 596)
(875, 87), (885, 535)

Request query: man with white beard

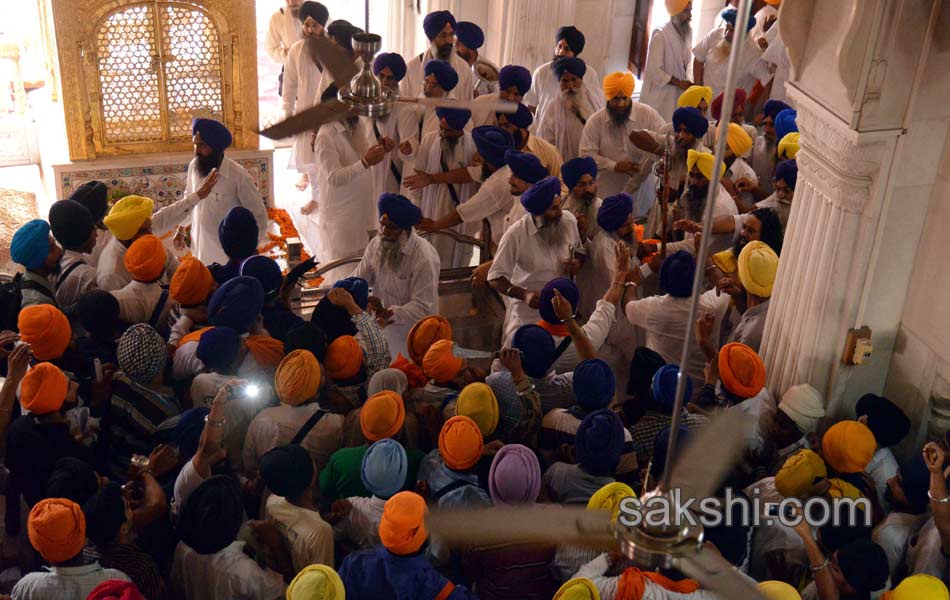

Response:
(401, 10), (474, 101)
(639, 0), (694, 121)
(750, 99), (791, 199)
(560, 156), (601, 244)
(524, 26), (602, 126)
(355, 193), (440, 360)
(537, 58), (600, 162)
(692, 8), (762, 102)
(368, 53), (417, 196)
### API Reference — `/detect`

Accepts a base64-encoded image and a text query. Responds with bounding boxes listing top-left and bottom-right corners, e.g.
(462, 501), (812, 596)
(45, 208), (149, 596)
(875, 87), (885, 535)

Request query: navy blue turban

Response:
(425, 60), (459, 92)
(241, 255), (282, 296)
(423, 10), (456, 40)
(455, 21), (484, 49)
(774, 109), (798, 142)
(192, 118), (232, 151)
(175, 407), (210, 461)
(576, 408), (624, 475)
(721, 8), (756, 32)
(556, 25), (586, 54)
(520, 175), (561, 215)
(298, 1), (329, 25)
(435, 106), (471, 130)
(512, 324), (555, 378)
(506, 150), (547, 184)
(472, 126), (514, 169)
(539, 277), (579, 325)
(333, 277), (369, 310)
(672, 106), (709, 138)
(49, 200), (94, 251)
(218, 206), (259, 260)
(378, 193), (422, 230)
(260, 444), (314, 500)
(196, 326), (241, 374)
(773, 159), (797, 189)
(763, 99), (793, 121)
(651, 364), (693, 413)
(69, 181), (108, 222)
(498, 65), (531, 95)
(208, 276), (265, 333)
(597, 193), (634, 233)
(552, 56), (587, 79)
(856, 393), (911, 447)
(373, 52), (407, 81)
(573, 358), (615, 411)
(500, 102), (533, 130)
(561, 156), (597, 190)
(659, 250), (695, 298)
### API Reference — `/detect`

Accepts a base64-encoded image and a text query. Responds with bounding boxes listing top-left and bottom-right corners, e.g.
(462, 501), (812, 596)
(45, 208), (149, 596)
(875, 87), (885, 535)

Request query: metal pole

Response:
(365, 0), (370, 33)
(659, 0), (752, 491)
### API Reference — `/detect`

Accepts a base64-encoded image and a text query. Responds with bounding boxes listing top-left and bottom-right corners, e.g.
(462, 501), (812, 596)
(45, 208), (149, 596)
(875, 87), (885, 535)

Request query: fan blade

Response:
(258, 100), (352, 140)
(307, 35), (360, 90)
(427, 506), (616, 550)
(396, 96), (518, 113)
(667, 411), (754, 503)
(674, 544), (767, 600)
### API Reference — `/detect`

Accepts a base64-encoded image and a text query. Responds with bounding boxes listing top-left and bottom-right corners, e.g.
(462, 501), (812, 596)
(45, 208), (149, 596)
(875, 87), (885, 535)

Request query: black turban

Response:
(627, 347), (666, 398)
(47, 457), (99, 506)
(78, 290), (120, 335)
(49, 200), (95, 251)
(83, 482), (127, 548)
(855, 393), (911, 447)
(298, 1), (329, 26)
(311, 295), (357, 341)
(69, 181), (109, 222)
(836, 540), (888, 594)
(177, 475), (245, 555)
(556, 26), (586, 55)
(260, 444), (314, 499)
(285, 322), (329, 362)
(327, 20), (362, 53)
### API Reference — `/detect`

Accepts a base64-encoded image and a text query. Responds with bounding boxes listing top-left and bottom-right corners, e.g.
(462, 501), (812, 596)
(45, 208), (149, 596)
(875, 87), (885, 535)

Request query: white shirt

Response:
(264, 494), (334, 573)
(753, 29), (791, 104)
(456, 164), (515, 244)
(524, 60), (603, 129)
(693, 27), (762, 102)
(470, 91), (502, 127)
(867, 447), (899, 512)
(243, 403), (344, 474)
(11, 563), (130, 600)
(368, 105), (419, 196)
(111, 280), (176, 335)
(88, 228), (111, 268)
(726, 157), (758, 208)
(334, 495), (386, 550)
(551, 299), (617, 374)
(264, 7), (302, 65)
(472, 56), (500, 98)
(171, 540), (285, 600)
(750, 134), (776, 196)
(401, 47), (474, 102)
(56, 249), (98, 317)
(96, 237), (180, 293)
(536, 86), (600, 162)
(639, 21), (692, 121)
(282, 37), (325, 171)
(873, 511), (929, 580)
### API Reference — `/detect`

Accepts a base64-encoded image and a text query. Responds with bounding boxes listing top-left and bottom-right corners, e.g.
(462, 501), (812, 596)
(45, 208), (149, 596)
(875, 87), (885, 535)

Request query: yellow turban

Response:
(456, 382), (499, 436)
(686, 149), (725, 181)
(286, 564), (345, 600)
(777, 132), (800, 159)
(827, 478), (864, 500)
(587, 482), (636, 522)
(677, 85), (713, 108)
(885, 575), (950, 600)
(103, 195), (154, 241)
(758, 580), (801, 600)
(717, 122), (753, 158)
(275, 349), (322, 406)
(711, 249), (738, 274)
(822, 420), (876, 473)
(775, 449), (827, 498)
(665, 0), (690, 16)
(603, 72), (635, 100)
(737, 240), (779, 298)
(555, 578), (601, 600)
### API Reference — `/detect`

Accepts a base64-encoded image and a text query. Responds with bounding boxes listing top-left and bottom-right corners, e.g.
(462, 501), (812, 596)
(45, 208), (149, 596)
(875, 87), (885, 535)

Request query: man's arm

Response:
(328, 288), (391, 374)
(282, 45), (299, 116)
(150, 169), (218, 235)
(792, 517), (839, 600)
(924, 443), (950, 555)
(405, 166), (475, 191)
(692, 58), (705, 86)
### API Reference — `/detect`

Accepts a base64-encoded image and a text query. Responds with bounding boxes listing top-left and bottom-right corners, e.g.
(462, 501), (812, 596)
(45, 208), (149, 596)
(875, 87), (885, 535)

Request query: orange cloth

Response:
(245, 335), (285, 369)
(27, 498), (86, 564)
(822, 420), (876, 474)
(325, 336), (364, 380)
(20, 362), (69, 415)
(665, 0), (690, 15)
(603, 72), (635, 100)
(422, 339), (465, 385)
(177, 326), (215, 348)
(275, 349), (322, 406)
(170, 256), (215, 306)
(361, 390), (406, 441)
(123, 234), (167, 282)
(407, 316), (452, 365)
(18, 304), (72, 361)
(390, 353), (428, 388)
(378, 491), (428, 555)
(616, 567), (700, 600)
(438, 415), (484, 470)
(537, 320), (570, 338)
(716, 122), (753, 158)
(717, 342), (766, 399)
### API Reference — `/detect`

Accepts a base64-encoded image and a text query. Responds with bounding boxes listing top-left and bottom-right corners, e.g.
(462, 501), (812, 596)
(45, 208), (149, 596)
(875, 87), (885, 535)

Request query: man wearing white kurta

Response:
(368, 53), (418, 196)
(692, 8), (762, 103)
(400, 10), (473, 102)
(524, 26), (602, 128)
(471, 64), (531, 127)
(639, 0), (694, 121)
(537, 58), (599, 163)
(264, 0), (307, 67)
(355, 194), (440, 361)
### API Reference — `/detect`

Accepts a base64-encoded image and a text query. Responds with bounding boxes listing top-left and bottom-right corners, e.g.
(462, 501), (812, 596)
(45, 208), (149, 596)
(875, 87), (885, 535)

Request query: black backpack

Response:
(0, 273), (25, 332)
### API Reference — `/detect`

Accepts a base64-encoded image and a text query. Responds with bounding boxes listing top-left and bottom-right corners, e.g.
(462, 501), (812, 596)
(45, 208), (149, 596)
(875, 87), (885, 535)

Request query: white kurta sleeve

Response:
(456, 175), (506, 224)
(390, 248), (439, 325)
(151, 191), (201, 235)
(282, 46), (300, 116)
(644, 30), (674, 88)
(265, 12), (287, 65)
(524, 64), (544, 108)
(487, 226), (520, 281)
(316, 133), (367, 186)
(579, 114), (617, 173)
(581, 299), (617, 350)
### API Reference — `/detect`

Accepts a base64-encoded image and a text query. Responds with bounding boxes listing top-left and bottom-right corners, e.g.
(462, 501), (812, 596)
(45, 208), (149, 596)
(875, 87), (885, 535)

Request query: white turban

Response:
(778, 384), (826, 434)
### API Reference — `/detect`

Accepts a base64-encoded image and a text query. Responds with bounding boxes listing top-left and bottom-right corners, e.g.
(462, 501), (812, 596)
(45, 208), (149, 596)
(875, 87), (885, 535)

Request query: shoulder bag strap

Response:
(291, 408), (327, 445)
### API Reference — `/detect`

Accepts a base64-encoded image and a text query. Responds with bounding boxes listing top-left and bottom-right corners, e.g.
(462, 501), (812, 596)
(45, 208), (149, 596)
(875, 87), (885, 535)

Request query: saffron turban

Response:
(377, 193), (422, 230)
(738, 240), (779, 297)
(855, 393), (911, 447)
(361, 390), (406, 441)
(539, 277), (579, 325)
(422, 10), (456, 40)
(333, 276), (370, 310)
(512, 324), (556, 378)
(763, 99), (793, 121)
(603, 72), (635, 99)
(275, 349), (322, 405)
(587, 482), (636, 521)
(506, 150), (547, 183)
(777, 132), (800, 159)
(361, 438), (407, 499)
(260, 444), (314, 499)
(286, 565), (345, 600)
(11, 219), (51, 270)
(298, 2), (329, 26)
(378, 491), (428, 554)
(472, 126), (515, 169)
(49, 200), (94, 251)
(123, 234), (166, 282)
(18, 304), (71, 361)
(425, 60), (459, 92)
(672, 107), (709, 138)
(778, 383), (825, 434)
(575, 408), (625, 476)
(520, 175), (561, 215)
(718, 122), (753, 157)
(677, 85), (713, 108)
(757, 581), (801, 600)
(775, 449), (827, 498)
(439, 415), (484, 470)
(435, 106), (471, 130)
(651, 364), (693, 412)
(561, 156), (597, 190)
(686, 149), (725, 181)
(325, 335), (363, 380)
(177, 475), (244, 555)
(710, 88), (747, 121)
(241, 255), (282, 296)
(774, 109), (798, 141)
(208, 276), (265, 333)
(87, 580), (146, 600)
(117, 324), (167, 384)
(774, 159), (797, 189)
(499, 65), (531, 95)
(28, 498), (86, 564)
(191, 118), (232, 151)
(489, 444), (541, 505)
(170, 256), (214, 306)
(836, 541), (889, 594)
(407, 315), (452, 365)
(501, 102), (533, 129)
(21, 362), (68, 415)
(456, 382), (499, 436)
(455, 21), (484, 49)
(196, 326), (240, 374)
(372, 52), (407, 81)
(573, 358), (616, 411)
(553, 57), (587, 79)
(556, 26), (586, 54)
(665, 0), (691, 16)
(659, 250), (696, 298)
(69, 180), (108, 222)
(765, 0), (783, 4)
(718, 342), (766, 398)
(886, 575), (950, 600)
(555, 578), (601, 600)
(218, 206), (259, 260)
(104, 195), (153, 241)
(596, 193), (633, 233)
(721, 8), (756, 32)
(822, 421), (876, 474)
(422, 339), (464, 384)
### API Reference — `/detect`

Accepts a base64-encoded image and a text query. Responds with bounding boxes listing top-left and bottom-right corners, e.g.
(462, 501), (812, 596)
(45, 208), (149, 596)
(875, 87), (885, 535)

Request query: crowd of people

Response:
(0, 0), (947, 598)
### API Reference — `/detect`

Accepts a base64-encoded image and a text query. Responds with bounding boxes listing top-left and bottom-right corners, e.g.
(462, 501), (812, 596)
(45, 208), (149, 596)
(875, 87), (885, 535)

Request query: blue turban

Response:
(552, 56), (587, 79)
(652, 425), (691, 478)
(763, 99), (793, 121)
(175, 407), (211, 461)
(260, 444), (314, 499)
(651, 364), (693, 413)
(423, 10), (456, 40)
(498, 65), (531, 95)
(512, 324), (555, 378)
(774, 109), (798, 142)
(298, 1), (329, 25)
(197, 326), (241, 374)
(208, 276), (265, 333)
(69, 181), (108, 222)
(373, 52), (407, 81)
(520, 175), (561, 215)
(573, 359), (616, 411)
(575, 408), (624, 475)
(596, 194), (634, 233)
(424, 60), (459, 92)
(378, 193), (422, 230)
(218, 206), (259, 260)
(556, 25), (586, 54)
(455, 21), (484, 49)
(191, 118), (232, 151)
(472, 126), (514, 169)
(436, 107), (471, 131)
(506, 150), (548, 184)
(539, 277), (579, 325)
(500, 102), (533, 130)
(721, 8), (756, 32)
(240, 255), (282, 296)
(560, 156), (597, 190)
(672, 107), (709, 138)
(11, 219), (51, 270)
(333, 277), (370, 310)
(361, 438), (408, 499)
(774, 159), (797, 189)
(659, 250), (695, 298)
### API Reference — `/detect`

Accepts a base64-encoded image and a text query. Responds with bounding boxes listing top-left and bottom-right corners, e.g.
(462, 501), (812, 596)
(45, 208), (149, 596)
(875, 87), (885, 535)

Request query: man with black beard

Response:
(537, 58), (600, 161)
(666, 149), (739, 256)
(401, 10), (474, 101)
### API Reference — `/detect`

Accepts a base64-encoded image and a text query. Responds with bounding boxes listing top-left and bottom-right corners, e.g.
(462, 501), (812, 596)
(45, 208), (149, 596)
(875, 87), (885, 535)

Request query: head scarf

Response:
(177, 475), (244, 555)
(170, 256), (215, 306)
(587, 482), (636, 521)
(763, 99), (793, 121)
(672, 107), (709, 138)
(774, 449), (827, 498)
(439, 415), (484, 470)
(520, 175), (561, 215)
(373, 52), (407, 81)
(298, 1), (329, 26)
(627, 346), (666, 398)
(777, 132), (800, 159)
(718, 342), (766, 398)
(241, 255), (282, 296)
(827, 478), (864, 500)
(18, 304), (72, 361)
(836, 540), (888, 594)
(554, 578), (600, 600)
(208, 276), (265, 333)
(361, 391), (406, 441)
(774, 109), (798, 141)
(368, 368), (409, 396)
(489, 444), (541, 505)
(378, 491), (428, 554)
(69, 180), (109, 222)
(424, 60), (459, 91)
(677, 85), (713, 108)
(686, 149), (725, 181)
(456, 382), (499, 436)
(886, 575), (950, 600)
(539, 277), (579, 325)
(422, 10), (456, 40)
(721, 8), (756, 32)
(778, 384), (825, 434)
(597, 193), (633, 232)
(499, 65), (532, 95)
(46, 457), (98, 506)
(738, 240), (779, 297)
(553, 57), (587, 79)
(573, 359), (616, 411)
(123, 234), (166, 282)
(407, 315), (452, 364)
(512, 324), (556, 378)
(260, 444), (314, 499)
(556, 26), (586, 54)
(757, 581), (802, 600)
(104, 195), (153, 241)
(472, 126), (514, 169)
(561, 156), (597, 190)
(82, 482), (127, 549)
(275, 349), (322, 405)
(11, 219), (51, 270)
(117, 324), (167, 385)
(191, 118), (232, 151)
(49, 200), (94, 251)
(325, 335), (363, 380)
(502, 102), (534, 129)
(506, 150), (547, 183)
(455, 21), (484, 49)
(361, 438), (408, 499)
(286, 565), (345, 600)
(717, 122), (753, 157)
(665, 0), (690, 16)
(174, 407), (210, 461)
(575, 408), (625, 475)
(710, 88), (747, 121)
(332, 277), (369, 310)
(218, 206), (259, 260)
(659, 250), (696, 297)
(651, 364), (693, 413)
(78, 290), (119, 335)
(603, 72), (635, 99)
(87, 580), (146, 600)
(435, 106), (471, 130)
(774, 159), (797, 189)
(27, 498), (86, 563)
(20, 362), (68, 415)
(855, 393), (911, 447)
(822, 421), (876, 473)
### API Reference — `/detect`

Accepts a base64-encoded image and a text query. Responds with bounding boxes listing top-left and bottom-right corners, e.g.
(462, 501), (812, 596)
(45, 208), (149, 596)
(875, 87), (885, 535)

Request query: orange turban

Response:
(325, 335), (364, 380)
(28, 498), (86, 563)
(439, 415), (484, 470)
(18, 304), (72, 361)
(378, 491), (428, 555)
(275, 349), (322, 406)
(665, 0), (690, 15)
(407, 315), (452, 364)
(124, 234), (167, 282)
(822, 421), (876, 473)
(717, 122), (753, 157)
(20, 363), (69, 415)
(170, 256), (215, 306)
(717, 342), (766, 399)
(603, 72), (635, 100)
(422, 339), (465, 385)
(361, 390), (406, 441)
